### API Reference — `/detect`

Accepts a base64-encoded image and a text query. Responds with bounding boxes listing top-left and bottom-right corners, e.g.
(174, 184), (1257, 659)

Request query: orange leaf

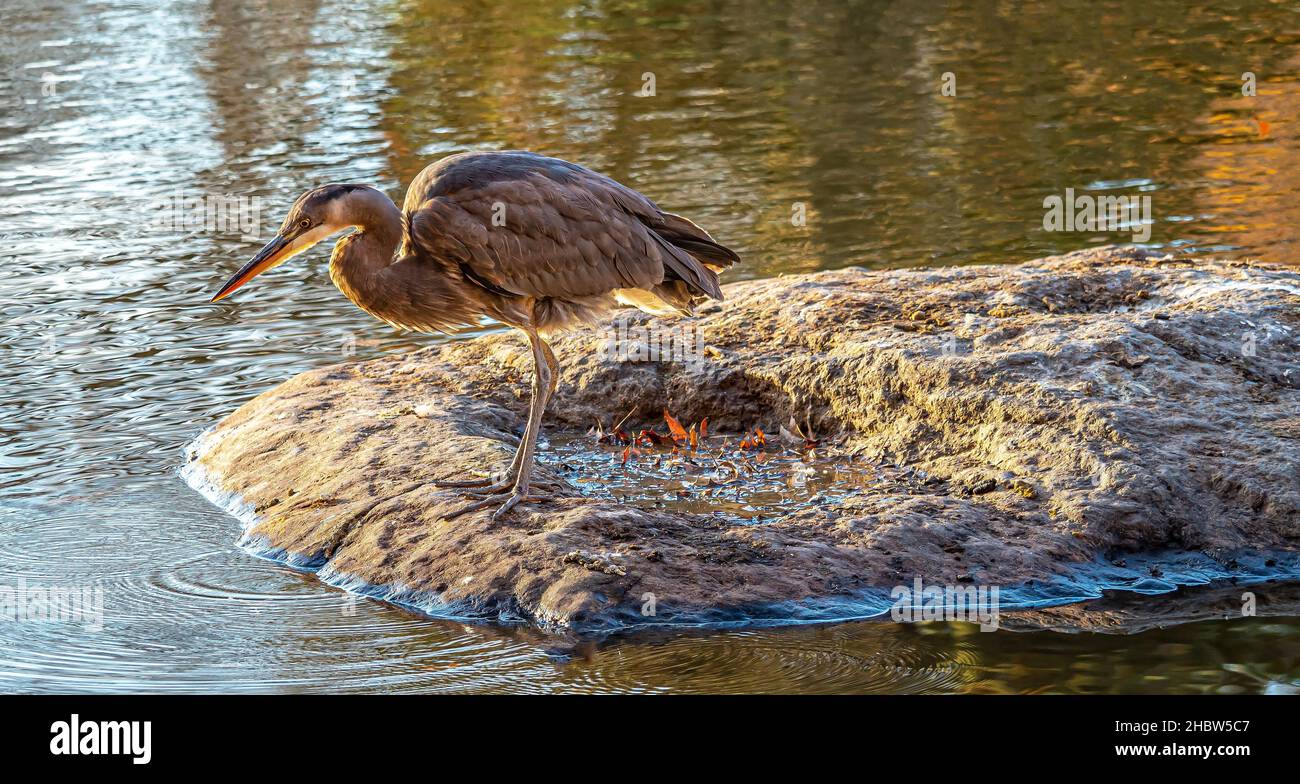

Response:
(621, 446), (631, 464)
(663, 409), (688, 441)
(689, 424), (698, 451)
(699, 417), (709, 440)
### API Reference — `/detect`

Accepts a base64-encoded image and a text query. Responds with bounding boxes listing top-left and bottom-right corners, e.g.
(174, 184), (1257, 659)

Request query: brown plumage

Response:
(211, 150), (739, 520)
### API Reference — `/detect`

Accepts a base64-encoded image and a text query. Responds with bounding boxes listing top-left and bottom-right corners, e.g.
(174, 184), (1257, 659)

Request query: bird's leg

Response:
(541, 339), (560, 400)
(459, 339), (564, 496)
(437, 340), (561, 494)
(441, 329), (555, 521)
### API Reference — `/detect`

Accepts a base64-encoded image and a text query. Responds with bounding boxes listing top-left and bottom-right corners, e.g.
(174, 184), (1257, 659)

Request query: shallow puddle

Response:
(539, 431), (944, 524)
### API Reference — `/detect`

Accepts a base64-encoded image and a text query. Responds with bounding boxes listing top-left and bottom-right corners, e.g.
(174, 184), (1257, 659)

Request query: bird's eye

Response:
(298, 218), (311, 229)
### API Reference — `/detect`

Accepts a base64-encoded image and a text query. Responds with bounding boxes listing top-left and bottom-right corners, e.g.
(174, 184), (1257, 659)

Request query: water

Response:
(2, 0), (1298, 693)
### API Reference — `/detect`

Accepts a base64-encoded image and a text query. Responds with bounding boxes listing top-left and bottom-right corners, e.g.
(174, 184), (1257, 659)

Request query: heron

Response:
(211, 150), (739, 521)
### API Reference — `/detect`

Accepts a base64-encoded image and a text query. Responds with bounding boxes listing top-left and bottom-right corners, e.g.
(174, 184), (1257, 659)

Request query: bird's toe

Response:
(441, 488), (552, 522)
(489, 493), (524, 522)
(434, 474), (507, 489)
(467, 479), (560, 498)
(463, 480), (516, 496)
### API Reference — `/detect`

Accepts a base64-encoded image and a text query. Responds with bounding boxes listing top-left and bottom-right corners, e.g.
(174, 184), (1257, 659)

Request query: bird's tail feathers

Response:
(656, 212), (741, 269)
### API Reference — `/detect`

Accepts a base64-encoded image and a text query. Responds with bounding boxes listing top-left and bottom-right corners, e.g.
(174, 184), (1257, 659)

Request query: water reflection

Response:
(381, 0), (1300, 273)
(1, 0), (1299, 693)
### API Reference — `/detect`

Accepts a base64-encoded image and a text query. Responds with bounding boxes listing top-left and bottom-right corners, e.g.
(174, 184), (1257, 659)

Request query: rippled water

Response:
(3, 0), (1300, 693)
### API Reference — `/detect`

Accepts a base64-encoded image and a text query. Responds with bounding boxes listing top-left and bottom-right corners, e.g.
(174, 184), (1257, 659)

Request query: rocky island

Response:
(184, 247), (1300, 633)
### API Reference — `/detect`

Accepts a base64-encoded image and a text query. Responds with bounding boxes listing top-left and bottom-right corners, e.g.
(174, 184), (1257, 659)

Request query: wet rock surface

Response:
(184, 247), (1300, 632)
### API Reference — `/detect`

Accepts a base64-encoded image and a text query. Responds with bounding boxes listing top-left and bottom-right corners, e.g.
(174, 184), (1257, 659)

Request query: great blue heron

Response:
(211, 150), (739, 520)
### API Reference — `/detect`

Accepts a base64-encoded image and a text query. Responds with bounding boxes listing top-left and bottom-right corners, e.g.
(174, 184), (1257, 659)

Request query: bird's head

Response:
(210, 184), (371, 302)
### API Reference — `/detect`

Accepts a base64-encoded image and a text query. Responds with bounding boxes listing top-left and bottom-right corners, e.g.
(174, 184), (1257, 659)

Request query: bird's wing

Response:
(402, 151), (732, 300)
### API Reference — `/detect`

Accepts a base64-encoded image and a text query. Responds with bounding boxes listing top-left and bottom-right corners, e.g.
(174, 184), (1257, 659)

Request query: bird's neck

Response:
(324, 189), (482, 333)
(327, 200), (404, 312)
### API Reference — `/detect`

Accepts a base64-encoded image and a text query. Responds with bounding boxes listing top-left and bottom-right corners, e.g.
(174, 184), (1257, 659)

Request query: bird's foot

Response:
(441, 485), (551, 522)
(465, 479), (559, 497)
(435, 473), (560, 494)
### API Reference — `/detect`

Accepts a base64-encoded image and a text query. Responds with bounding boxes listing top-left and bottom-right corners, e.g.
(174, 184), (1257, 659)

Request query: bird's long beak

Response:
(210, 234), (292, 303)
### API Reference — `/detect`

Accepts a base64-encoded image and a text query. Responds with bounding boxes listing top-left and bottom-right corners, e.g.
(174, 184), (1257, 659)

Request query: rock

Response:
(562, 550), (628, 577)
(1009, 478), (1038, 499)
(960, 477), (998, 496)
(183, 247), (1300, 632)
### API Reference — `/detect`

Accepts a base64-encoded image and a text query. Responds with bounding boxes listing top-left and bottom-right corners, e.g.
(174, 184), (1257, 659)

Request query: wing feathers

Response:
(403, 152), (738, 303)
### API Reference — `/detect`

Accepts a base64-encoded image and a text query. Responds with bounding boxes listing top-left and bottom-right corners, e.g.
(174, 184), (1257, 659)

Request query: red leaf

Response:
(639, 429), (671, 447)
(663, 409), (688, 442)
